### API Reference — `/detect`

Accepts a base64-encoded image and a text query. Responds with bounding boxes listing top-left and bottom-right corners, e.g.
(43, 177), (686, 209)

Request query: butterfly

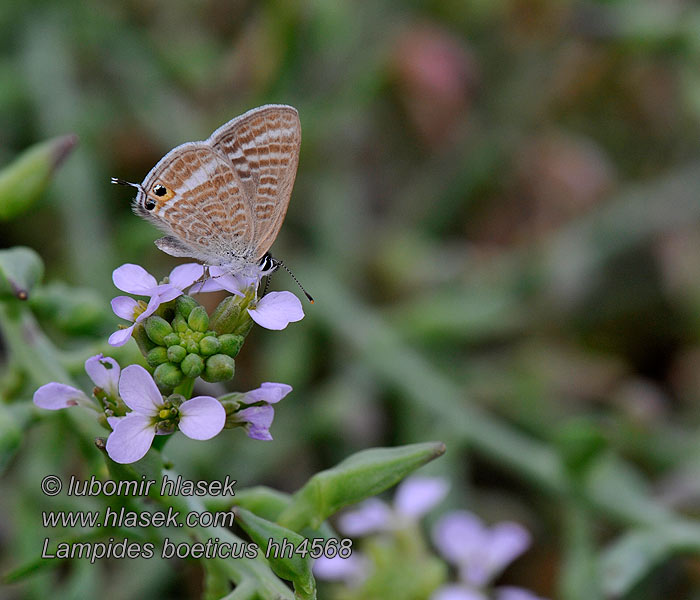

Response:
(112, 104), (311, 300)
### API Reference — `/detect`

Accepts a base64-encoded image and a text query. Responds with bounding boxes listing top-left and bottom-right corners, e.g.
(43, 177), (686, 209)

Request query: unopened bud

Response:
(219, 334), (244, 358)
(172, 313), (189, 333)
(199, 336), (221, 356)
(210, 296), (241, 335)
(163, 332), (181, 347)
(153, 362), (184, 389)
(188, 306), (210, 333)
(167, 344), (187, 363)
(202, 354), (235, 383)
(181, 353), (204, 378)
(146, 346), (169, 367)
(176, 294), (199, 319)
(144, 315), (173, 346)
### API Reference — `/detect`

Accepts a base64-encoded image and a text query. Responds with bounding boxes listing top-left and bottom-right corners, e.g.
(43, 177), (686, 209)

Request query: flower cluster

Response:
(32, 261), (302, 463)
(313, 477), (547, 600)
(109, 264), (302, 382)
(34, 354), (290, 463)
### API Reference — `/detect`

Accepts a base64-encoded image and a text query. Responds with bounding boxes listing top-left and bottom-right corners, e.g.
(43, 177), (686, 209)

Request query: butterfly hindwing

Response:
(209, 105), (301, 260)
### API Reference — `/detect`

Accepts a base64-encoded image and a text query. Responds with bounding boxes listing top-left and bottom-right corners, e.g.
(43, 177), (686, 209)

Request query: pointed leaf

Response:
(0, 135), (77, 220)
(278, 441), (446, 530)
(0, 246), (44, 300)
(234, 507), (316, 600)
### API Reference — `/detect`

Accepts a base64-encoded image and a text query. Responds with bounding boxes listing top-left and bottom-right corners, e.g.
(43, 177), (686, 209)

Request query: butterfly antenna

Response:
(111, 177), (145, 193)
(276, 260), (314, 304)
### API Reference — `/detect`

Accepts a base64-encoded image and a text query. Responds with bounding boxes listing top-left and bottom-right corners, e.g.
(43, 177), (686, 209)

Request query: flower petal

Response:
(432, 511), (487, 567)
(111, 296), (139, 321)
(178, 396), (226, 440)
(152, 283), (184, 303)
(190, 269), (245, 296)
(33, 383), (88, 410)
(394, 476), (449, 518)
(313, 554), (368, 583)
(485, 522), (531, 578)
(233, 405), (275, 440)
(248, 291), (304, 330)
(135, 293), (164, 323)
(240, 382), (292, 405)
(112, 264), (157, 295)
(432, 585), (489, 600)
(105, 414), (156, 463)
(494, 587), (546, 600)
(108, 324), (135, 347)
(107, 416), (124, 430)
(337, 499), (393, 536)
(84, 354), (121, 397)
(118, 365), (162, 414)
(168, 263), (204, 290)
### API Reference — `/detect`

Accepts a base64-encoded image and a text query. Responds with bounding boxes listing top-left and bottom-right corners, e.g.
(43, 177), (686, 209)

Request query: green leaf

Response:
(601, 521), (700, 597)
(601, 529), (671, 597)
(0, 246), (44, 300)
(234, 507), (316, 600)
(203, 558), (233, 600)
(0, 134), (77, 220)
(278, 441), (446, 531)
(232, 486), (292, 521)
(29, 281), (109, 334)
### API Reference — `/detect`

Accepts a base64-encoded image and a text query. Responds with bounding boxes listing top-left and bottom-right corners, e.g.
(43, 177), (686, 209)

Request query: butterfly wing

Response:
(135, 142), (254, 265)
(209, 104), (301, 260)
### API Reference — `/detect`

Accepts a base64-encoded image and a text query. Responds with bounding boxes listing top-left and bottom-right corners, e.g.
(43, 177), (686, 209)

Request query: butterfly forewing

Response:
(137, 143), (254, 263)
(209, 105), (301, 260)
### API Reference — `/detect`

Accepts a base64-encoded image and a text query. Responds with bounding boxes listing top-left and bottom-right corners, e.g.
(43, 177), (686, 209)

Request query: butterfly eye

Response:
(153, 184), (168, 197)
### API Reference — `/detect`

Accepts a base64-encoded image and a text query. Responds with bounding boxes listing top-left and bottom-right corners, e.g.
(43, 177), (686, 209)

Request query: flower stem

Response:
(173, 376), (195, 399)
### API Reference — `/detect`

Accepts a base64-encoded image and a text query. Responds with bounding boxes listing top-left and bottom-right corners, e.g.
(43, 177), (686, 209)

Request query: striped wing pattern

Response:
(136, 143), (253, 264)
(209, 105), (301, 259)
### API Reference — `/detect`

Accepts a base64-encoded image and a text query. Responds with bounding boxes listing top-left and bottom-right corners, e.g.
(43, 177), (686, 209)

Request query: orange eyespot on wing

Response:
(150, 183), (175, 208)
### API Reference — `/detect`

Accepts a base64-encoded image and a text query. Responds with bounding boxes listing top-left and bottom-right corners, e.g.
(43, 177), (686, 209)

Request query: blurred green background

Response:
(3, 0), (700, 598)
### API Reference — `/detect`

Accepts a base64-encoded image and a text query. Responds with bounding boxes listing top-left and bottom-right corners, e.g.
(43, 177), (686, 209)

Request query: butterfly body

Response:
(129, 105), (301, 277)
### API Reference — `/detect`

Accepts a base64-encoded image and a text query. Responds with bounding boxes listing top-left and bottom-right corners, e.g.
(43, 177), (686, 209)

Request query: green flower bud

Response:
(176, 294), (199, 319)
(199, 335), (221, 356)
(192, 331), (204, 342)
(172, 313), (188, 333)
(163, 332), (181, 347)
(202, 354), (235, 383)
(144, 315), (173, 345)
(167, 344), (187, 363)
(210, 296), (241, 335)
(219, 334), (244, 358)
(146, 346), (169, 367)
(185, 339), (199, 354)
(0, 135), (77, 221)
(188, 306), (210, 333)
(181, 353), (204, 378)
(153, 362), (184, 389)
(0, 246), (44, 301)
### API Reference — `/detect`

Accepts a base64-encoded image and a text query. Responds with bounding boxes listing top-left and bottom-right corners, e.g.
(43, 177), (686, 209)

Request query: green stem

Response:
(173, 377), (195, 399)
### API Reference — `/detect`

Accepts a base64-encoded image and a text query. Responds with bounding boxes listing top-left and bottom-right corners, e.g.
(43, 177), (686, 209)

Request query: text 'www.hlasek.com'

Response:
(39, 474), (353, 563)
